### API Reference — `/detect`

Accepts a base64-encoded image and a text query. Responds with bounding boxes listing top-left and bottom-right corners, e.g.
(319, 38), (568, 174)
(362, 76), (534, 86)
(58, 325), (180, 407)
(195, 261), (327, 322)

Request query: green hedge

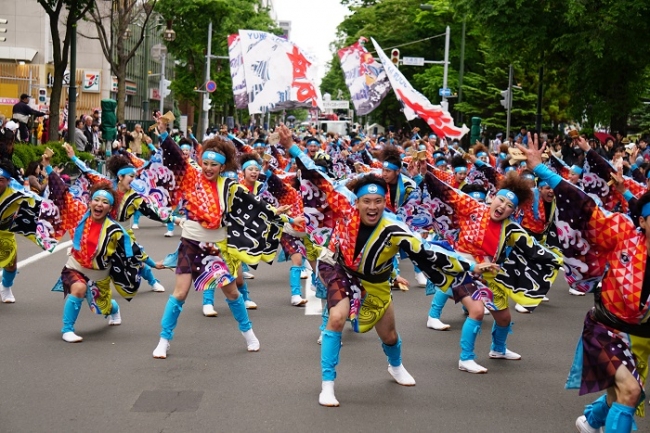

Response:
(12, 142), (96, 171)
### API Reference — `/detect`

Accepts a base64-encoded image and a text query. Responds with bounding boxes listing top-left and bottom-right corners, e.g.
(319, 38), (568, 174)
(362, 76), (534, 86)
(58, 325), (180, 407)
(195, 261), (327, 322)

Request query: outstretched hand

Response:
(472, 262), (501, 275)
(576, 136), (590, 152)
(515, 132), (546, 169)
(277, 124), (293, 149)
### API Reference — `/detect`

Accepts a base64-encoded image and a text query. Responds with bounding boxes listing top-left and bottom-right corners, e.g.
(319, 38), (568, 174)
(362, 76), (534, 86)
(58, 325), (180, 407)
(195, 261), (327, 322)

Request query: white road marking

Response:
(0, 240), (72, 277)
(304, 271), (323, 315)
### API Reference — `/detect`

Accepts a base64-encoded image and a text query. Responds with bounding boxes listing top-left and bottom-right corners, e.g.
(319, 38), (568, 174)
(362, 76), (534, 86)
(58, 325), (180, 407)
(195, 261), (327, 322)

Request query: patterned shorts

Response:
(176, 238), (236, 291)
(60, 267), (113, 315)
(280, 233), (307, 259)
(451, 280), (501, 312)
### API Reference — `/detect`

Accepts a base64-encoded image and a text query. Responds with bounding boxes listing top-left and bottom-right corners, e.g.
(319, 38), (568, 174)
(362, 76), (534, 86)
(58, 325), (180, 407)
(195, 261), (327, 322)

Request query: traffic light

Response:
(38, 88), (47, 103)
(390, 49), (400, 68)
(203, 97), (212, 112)
(500, 89), (510, 109)
(161, 79), (171, 97)
(0, 18), (7, 42)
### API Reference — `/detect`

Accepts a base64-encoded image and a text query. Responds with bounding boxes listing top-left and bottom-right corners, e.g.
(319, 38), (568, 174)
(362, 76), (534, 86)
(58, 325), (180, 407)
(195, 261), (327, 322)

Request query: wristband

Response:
(469, 263), (476, 272)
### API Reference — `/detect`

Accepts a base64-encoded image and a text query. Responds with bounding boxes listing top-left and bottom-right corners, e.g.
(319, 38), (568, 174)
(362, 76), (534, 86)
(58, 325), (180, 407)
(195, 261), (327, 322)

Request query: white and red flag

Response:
(228, 34), (249, 110)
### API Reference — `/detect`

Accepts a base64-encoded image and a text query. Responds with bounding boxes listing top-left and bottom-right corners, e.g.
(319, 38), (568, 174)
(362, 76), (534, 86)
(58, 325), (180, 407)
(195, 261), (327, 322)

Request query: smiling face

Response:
(539, 185), (555, 203)
(201, 159), (223, 181)
(357, 194), (385, 226)
(90, 193), (113, 222)
(454, 170), (467, 184)
(568, 171), (581, 185)
(118, 173), (135, 191)
(489, 194), (516, 221)
(307, 143), (319, 158)
(243, 165), (260, 184)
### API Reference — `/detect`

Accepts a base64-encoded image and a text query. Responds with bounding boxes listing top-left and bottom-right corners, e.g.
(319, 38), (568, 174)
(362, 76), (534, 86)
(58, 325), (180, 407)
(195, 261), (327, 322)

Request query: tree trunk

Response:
(116, 62), (127, 124)
(610, 111), (629, 136)
(48, 69), (65, 142)
(186, 103), (195, 135)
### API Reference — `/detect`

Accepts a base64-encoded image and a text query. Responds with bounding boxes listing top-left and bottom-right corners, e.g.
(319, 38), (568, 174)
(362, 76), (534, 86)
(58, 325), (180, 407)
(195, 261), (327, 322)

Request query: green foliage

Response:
(11, 143), (95, 171)
(156, 0), (278, 127)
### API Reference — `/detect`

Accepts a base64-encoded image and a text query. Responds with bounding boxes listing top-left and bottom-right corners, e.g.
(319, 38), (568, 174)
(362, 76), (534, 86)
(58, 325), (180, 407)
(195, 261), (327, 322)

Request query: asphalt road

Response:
(0, 218), (648, 433)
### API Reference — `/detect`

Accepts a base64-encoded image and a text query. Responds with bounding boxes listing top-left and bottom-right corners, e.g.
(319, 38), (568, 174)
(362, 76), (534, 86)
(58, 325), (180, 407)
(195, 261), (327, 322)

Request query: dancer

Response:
(519, 135), (649, 433)
(152, 126), (300, 359)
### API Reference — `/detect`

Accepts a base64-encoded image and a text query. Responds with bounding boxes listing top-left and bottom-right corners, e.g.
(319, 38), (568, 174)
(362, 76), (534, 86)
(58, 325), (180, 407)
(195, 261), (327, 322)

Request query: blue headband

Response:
(496, 189), (519, 207)
(92, 190), (114, 205)
(499, 152), (507, 159)
(202, 151), (226, 165)
(429, 134), (436, 139)
(253, 142), (266, 148)
(538, 180), (549, 188)
(315, 165), (327, 173)
(0, 168), (10, 179)
(180, 144), (191, 151)
(454, 166), (468, 173)
(242, 160), (261, 171)
(418, 145), (427, 151)
(117, 166), (136, 177)
(383, 161), (399, 171)
(433, 152), (444, 159)
(435, 160), (446, 167)
(477, 152), (488, 158)
(504, 166), (516, 173)
(356, 183), (386, 198)
(306, 139), (320, 146)
(642, 202), (650, 218)
(571, 165), (583, 175)
(522, 173), (535, 181)
(221, 171), (238, 179)
(469, 191), (486, 200)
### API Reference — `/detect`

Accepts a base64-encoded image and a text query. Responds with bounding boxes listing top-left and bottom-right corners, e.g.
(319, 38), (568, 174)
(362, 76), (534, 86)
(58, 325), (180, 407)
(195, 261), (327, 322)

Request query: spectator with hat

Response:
(12, 94), (47, 143)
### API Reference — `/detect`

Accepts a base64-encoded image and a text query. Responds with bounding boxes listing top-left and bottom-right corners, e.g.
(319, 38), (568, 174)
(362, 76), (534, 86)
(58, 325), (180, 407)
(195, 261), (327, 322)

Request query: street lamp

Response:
(419, 5), (450, 111)
(158, 20), (175, 113)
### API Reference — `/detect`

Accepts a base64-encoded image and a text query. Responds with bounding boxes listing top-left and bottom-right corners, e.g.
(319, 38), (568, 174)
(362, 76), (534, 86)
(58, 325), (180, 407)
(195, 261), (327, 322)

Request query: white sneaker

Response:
(153, 338), (170, 359)
(243, 271), (255, 279)
(151, 282), (165, 292)
(575, 415), (603, 433)
(319, 381), (339, 407)
(414, 272), (427, 287)
(0, 285), (15, 303)
(291, 295), (308, 306)
(202, 305), (218, 317)
(300, 270), (310, 279)
(131, 224), (139, 229)
(488, 348), (522, 360)
(244, 300), (258, 310)
(426, 316), (451, 331)
(387, 364), (416, 386)
(458, 359), (488, 374)
(569, 288), (586, 296)
(108, 309), (122, 326)
(241, 329), (260, 352)
(164, 230), (174, 237)
(514, 303), (531, 314)
(483, 306), (490, 315)
(62, 332), (83, 343)
(317, 332), (323, 345)
(542, 296), (550, 302)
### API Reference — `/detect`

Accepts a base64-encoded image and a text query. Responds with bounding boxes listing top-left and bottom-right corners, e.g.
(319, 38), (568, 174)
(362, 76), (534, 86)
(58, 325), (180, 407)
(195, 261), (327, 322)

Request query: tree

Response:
(454, 0), (650, 133)
(84, 0), (159, 123)
(37, 0), (95, 141)
(156, 0), (278, 133)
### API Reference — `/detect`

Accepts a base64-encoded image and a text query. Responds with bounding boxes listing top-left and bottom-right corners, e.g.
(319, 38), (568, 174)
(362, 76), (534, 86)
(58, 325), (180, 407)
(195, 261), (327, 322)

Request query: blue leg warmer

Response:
(160, 295), (184, 341)
(133, 210), (141, 225)
(320, 302), (329, 332)
(202, 288), (215, 306)
(242, 263), (250, 272)
(226, 294), (252, 332)
(238, 283), (251, 302)
(414, 263), (421, 273)
(289, 265), (302, 297)
(460, 317), (482, 361)
(429, 288), (451, 319)
(61, 295), (84, 334)
(381, 335), (403, 367)
(110, 299), (119, 315)
(140, 264), (157, 286)
(2, 268), (17, 288)
(312, 273), (327, 300)
(166, 221), (175, 231)
(605, 402), (636, 433)
(584, 394), (610, 430)
(490, 322), (512, 354)
(321, 329), (342, 381)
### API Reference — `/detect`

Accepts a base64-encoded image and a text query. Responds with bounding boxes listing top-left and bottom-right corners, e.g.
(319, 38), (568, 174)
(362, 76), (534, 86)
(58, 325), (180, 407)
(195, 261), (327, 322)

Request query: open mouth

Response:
(366, 211), (379, 221)
(92, 207), (104, 218)
(494, 208), (504, 218)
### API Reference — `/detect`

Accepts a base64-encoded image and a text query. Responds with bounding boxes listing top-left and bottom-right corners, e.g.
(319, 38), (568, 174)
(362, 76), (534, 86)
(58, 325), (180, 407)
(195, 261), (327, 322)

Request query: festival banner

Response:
(371, 38), (468, 139)
(237, 30), (324, 114)
(228, 34), (249, 110)
(337, 37), (390, 116)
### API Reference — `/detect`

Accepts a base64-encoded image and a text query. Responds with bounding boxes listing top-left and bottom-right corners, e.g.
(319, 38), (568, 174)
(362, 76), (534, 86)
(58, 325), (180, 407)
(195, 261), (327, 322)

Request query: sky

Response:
(273, 0), (350, 84)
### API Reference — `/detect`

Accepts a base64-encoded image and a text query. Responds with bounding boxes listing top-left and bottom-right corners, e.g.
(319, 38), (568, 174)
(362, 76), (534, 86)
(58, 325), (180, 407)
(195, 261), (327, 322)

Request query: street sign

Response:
(402, 56), (424, 66)
(322, 100), (350, 110)
(439, 88), (452, 97)
(205, 80), (217, 93)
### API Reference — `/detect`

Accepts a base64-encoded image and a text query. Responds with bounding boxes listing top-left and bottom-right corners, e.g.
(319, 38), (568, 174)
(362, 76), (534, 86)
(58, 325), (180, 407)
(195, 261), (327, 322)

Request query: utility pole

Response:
(506, 64), (513, 141)
(201, 21), (213, 139)
(159, 52), (166, 113)
(457, 16), (466, 124)
(441, 25), (450, 111)
(68, 0), (78, 138)
(536, 58), (544, 134)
